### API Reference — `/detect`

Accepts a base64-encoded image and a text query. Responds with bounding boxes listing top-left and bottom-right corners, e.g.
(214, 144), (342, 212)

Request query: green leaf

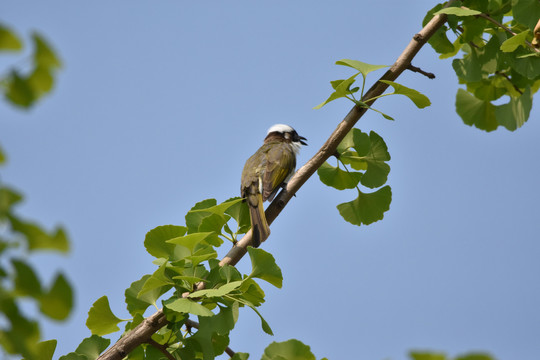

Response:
(185, 246), (218, 267)
(337, 128), (368, 154)
(5, 71), (36, 108)
(39, 272), (73, 320)
(172, 275), (206, 283)
(231, 353), (250, 360)
(23, 340), (57, 360)
(32, 32), (62, 69)
(359, 131), (391, 189)
(239, 278), (266, 307)
(507, 47), (540, 78)
(86, 296), (123, 336)
(495, 87), (533, 131)
(430, 27), (456, 55)
(189, 280), (243, 298)
(0, 144), (6, 165)
(125, 274), (170, 316)
(423, 4), (456, 55)
(460, 17), (489, 44)
(455, 88), (498, 131)
(338, 129), (390, 188)
(220, 265), (243, 283)
(247, 247), (283, 288)
(192, 197), (243, 216)
(262, 339), (316, 360)
(74, 335), (110, 360)
(144, 225), (186, 259)
(379, 80), (431, 108)
(500, 30), (530, 52)
(467, 79), (507, 101)
(166, 232), (215, 253)
(337, 186), (392, 226)
(58, 353), (87, 360)
(198, 213), (229, 238)
(453, 50), (483, 83)
(163, 297), (214, 317)
(12, 259), (42, 298)
(317, 161), (362, 190)
(185, 306), (235, 360)
(433, 7), (482, 16)
(27, 66), (54, 95)
(410, 352), (447, 360)
(512, 0), (540, 31)
(0, 25), (23, 51)
(137, 263), (173, 297)
(455, 353), (495, 360)
(8, 214), (69, 252)
(224, 197), (251, 233)
(439, 38), (462, 59)
(185, 198), (217, 232)
(313, 73), (358, 109)
(335, 59), (388, 77)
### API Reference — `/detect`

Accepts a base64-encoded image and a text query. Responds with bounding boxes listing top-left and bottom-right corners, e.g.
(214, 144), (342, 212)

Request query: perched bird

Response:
(241, 124), (307, 247)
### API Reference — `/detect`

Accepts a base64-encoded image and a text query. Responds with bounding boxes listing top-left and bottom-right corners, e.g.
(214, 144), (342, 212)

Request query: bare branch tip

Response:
(407, 64), (436, 79)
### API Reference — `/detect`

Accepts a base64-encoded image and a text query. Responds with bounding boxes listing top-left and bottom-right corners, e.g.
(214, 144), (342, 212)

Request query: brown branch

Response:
(97, 5), (454, 360)
(407, 64), (436, 79)
(147, 338), (176, 360)
(220, 5), (453, 266)
(98, 310), (169, 360)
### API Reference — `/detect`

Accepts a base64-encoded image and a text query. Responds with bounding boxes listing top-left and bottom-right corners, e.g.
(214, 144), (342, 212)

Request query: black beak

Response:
(298, 135), (307, 146)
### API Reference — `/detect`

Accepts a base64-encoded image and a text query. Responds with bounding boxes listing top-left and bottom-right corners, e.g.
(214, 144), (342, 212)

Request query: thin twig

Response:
(495, 71), (523, 95)
(407, 64), (436, 79)
(147, 339), (176, 360)
(474, 10), (540, 53)
(96, 4), (456, 360)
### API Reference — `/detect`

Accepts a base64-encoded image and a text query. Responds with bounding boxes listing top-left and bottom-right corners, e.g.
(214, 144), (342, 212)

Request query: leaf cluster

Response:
(81, 198), (285, 360)
(313, 60), (432, 227)
(0, 23), (62, 108)
(425, 0), (539, 131)
(318, 128), (392, 226)
(314, 59), (431, 119)
(0, 168), (73, 359)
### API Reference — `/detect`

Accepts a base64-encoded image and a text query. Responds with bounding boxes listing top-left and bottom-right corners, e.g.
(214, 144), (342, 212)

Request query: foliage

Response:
(0, 23), (62, 108)
(80, 197), (282, 360)
(0, 175), (73, 360)
(318, 129), (392, 226)
(3, 2), (538, 360)
(424, 0), (539, 131)
(314, 59), (431, 225)
(1, 23), (71, 360)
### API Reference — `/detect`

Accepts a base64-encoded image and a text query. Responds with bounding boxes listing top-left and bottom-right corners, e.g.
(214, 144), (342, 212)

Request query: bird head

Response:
(266, 124), (308, 147)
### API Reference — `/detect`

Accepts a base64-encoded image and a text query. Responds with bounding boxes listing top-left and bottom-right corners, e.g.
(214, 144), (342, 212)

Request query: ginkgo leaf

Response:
(86, 296), (123, 336)
(379, 80), (431, 108)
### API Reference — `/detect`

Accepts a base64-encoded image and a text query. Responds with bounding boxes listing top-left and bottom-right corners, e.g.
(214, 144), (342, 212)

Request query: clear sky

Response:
(1, 1), (539, 360)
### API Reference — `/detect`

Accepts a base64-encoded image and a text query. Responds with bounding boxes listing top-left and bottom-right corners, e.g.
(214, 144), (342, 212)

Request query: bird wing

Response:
(262, 142), (296, 201)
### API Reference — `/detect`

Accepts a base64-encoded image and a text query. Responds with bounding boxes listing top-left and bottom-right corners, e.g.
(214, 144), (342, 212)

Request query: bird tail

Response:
(248, 193), (270, 247)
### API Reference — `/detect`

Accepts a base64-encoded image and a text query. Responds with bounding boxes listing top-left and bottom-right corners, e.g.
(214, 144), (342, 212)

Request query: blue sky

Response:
(2, 1), (539, 360)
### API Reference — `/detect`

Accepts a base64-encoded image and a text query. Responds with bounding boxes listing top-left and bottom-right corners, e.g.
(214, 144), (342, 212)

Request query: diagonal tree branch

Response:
(220, 5), (452, 266)
(97, 8), (452, 360)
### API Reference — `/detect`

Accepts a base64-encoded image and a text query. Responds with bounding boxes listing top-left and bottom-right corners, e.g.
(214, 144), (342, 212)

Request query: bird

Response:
(241, 124), (307, 247)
